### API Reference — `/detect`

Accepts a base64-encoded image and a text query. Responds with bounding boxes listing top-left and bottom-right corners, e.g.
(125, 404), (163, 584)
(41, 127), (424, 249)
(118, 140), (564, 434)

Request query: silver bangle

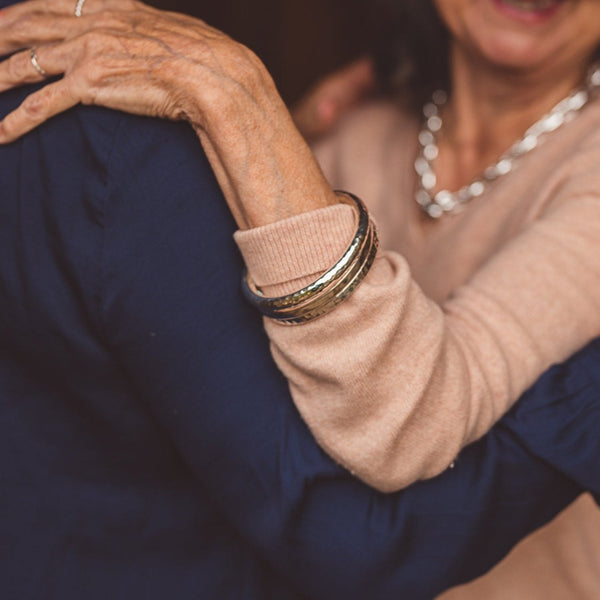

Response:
(242, 191), (379, 324)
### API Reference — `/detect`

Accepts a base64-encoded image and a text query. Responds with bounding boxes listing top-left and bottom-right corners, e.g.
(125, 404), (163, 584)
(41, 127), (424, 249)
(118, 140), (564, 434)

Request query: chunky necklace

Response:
(415, 64), (600, 218)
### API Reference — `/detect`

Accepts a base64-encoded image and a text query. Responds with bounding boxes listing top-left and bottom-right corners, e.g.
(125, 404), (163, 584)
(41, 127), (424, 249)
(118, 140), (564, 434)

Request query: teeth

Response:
(500, 0), (561, 11)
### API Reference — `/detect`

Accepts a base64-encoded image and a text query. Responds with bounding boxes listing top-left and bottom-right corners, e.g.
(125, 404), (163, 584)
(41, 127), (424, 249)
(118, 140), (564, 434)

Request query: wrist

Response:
(199, 98), (340, 228)
(184, 52), (340, 228)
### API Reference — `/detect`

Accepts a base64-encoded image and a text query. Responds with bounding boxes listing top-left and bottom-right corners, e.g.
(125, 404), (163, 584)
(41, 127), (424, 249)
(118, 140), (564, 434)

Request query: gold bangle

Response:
(242, 191), (379, 324)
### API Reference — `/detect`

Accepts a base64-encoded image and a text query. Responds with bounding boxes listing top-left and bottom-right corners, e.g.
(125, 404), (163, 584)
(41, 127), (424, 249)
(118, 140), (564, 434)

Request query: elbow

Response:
(322, 427), (465, 494)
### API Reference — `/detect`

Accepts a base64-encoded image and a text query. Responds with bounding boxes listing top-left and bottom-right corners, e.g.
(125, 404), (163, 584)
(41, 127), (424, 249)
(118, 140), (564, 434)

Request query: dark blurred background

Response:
(151, 0), (370, 105)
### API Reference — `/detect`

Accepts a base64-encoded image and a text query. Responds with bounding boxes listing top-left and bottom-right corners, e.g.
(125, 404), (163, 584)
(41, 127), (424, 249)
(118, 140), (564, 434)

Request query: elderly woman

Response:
(0, 0), (599, 597)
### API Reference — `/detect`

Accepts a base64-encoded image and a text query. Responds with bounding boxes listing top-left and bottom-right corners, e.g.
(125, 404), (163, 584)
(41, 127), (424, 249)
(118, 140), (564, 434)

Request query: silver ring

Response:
(29, 49), (47, 77)
(74, 0), (87, 17)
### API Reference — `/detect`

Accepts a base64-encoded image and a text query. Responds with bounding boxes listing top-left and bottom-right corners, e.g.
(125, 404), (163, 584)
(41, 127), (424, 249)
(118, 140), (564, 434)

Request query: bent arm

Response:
(235, 139), (600, 491)
(97, 116), (600, 599)
(1, 0), (597, 497)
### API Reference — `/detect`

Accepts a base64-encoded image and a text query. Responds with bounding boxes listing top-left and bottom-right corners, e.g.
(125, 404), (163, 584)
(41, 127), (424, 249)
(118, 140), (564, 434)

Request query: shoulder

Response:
(107, 114), (220, 204)
(101, 113), (233, 268)
(494, 95), (600, 229)
(539, 98), (600, 216)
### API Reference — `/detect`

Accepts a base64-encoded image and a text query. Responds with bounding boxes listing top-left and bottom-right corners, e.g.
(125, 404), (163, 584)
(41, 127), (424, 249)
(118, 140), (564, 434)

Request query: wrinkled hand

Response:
(0, 0), (270, 140)
(0, 0), (338, 228)
(292, 57), (376, 142)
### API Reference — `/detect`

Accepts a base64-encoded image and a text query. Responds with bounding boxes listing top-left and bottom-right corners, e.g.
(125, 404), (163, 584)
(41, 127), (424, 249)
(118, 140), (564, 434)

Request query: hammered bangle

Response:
(242, 190), (379, 324)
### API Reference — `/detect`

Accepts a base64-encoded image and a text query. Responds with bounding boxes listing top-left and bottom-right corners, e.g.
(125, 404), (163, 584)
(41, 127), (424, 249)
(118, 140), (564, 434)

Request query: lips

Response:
(492, 0), (566, 22)
(498, 0), (563, 10)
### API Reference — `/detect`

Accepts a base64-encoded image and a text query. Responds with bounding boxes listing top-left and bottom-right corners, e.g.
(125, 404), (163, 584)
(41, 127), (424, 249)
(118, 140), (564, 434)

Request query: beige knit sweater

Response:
(235, 98), (600, 596)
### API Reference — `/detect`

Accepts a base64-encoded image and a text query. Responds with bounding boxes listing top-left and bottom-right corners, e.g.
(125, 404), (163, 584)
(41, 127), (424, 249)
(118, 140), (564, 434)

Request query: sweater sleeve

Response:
(234, 137), (600, 493)
(94, 112), (595, 600)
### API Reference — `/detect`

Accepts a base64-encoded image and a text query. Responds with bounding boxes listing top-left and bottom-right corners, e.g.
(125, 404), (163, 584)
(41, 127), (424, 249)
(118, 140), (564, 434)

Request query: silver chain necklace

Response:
(414, 64), (600, 218)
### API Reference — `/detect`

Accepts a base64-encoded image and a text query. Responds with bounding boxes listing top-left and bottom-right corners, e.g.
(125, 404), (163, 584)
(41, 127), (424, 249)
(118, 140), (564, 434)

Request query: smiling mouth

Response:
(492, 0), (566, 20)
(497, 0), (565, 10)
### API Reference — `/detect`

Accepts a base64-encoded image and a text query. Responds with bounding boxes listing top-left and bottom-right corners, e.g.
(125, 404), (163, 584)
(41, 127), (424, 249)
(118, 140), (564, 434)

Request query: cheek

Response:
(473, 28), (551, 65)
(433, 0), (522, 61)
(434, 0), (600, 72)
(579, 8), (600, 58)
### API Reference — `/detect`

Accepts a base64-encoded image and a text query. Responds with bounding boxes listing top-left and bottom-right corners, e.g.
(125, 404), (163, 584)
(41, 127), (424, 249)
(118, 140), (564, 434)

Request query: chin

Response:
(459, 0), (581, 73)
(473, 33), (558, 71)
(437, 0), (600, 80)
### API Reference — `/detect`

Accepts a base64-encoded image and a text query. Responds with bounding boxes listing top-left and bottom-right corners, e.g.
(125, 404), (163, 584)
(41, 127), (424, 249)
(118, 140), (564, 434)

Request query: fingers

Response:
(0, 0), (141, 54)
(0, 29), (184, 143)
(0, 79), (79, 143)
(0, 0), (61, 21)
(0, 13), (84, 54)
(0, 1), (249, 144)
(0, 44), (71, 92)
(0, 0), (134, 21)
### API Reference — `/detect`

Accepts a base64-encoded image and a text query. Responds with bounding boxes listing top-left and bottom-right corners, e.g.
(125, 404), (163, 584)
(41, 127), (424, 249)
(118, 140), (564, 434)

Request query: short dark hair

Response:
(371, 0), (600, 115)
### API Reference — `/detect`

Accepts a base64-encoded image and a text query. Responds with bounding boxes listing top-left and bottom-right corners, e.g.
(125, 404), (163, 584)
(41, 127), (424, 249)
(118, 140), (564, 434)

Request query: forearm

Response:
(101, 115), (589, 599)
(236, 190), (600, 492)
(191, 75), (339, 229)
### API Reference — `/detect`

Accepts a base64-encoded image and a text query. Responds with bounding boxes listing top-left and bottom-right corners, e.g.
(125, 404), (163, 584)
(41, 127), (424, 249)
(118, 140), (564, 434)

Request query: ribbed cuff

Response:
(234, 204), (357, 296)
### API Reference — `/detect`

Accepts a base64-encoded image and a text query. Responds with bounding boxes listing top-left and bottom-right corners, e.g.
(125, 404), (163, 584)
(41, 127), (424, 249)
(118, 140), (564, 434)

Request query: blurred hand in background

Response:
(291, 57), (376, 141)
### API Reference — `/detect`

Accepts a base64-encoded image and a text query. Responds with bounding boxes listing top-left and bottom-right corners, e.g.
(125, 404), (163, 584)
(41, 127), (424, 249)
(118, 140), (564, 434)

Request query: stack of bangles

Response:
(242, 191), (379, 324)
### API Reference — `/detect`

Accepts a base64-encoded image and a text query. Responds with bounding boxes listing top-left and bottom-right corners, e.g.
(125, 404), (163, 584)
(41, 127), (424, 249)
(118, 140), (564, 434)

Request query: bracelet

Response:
(241, 191), (379, 324)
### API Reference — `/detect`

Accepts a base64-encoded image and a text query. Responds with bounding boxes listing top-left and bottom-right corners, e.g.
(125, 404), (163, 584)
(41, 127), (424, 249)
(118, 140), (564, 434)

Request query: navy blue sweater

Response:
(1, 52), (599, 599)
